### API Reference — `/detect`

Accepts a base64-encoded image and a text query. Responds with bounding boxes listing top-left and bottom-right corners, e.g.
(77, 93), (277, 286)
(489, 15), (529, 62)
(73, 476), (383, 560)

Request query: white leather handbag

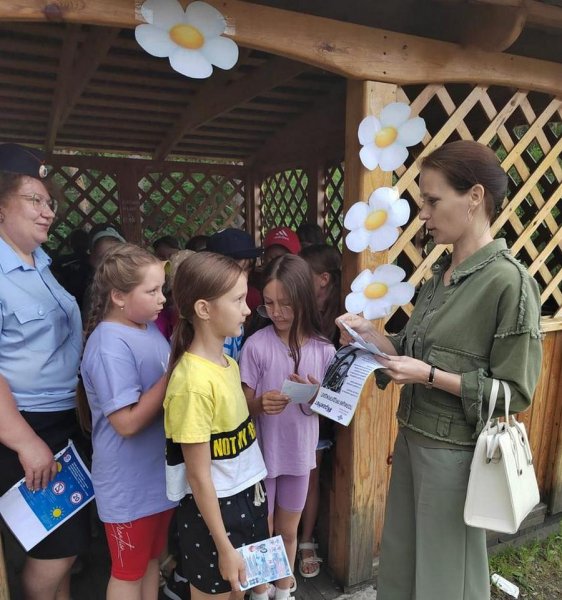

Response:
(464, 379), (539, 534)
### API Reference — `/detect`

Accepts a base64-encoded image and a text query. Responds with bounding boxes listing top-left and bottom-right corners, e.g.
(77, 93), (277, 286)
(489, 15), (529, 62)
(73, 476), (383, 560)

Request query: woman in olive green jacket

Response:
(338, 140), (542, 600)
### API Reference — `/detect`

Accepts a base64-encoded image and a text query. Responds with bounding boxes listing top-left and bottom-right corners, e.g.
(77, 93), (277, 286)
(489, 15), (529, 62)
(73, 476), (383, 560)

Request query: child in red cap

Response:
(263, 226), (301, 266)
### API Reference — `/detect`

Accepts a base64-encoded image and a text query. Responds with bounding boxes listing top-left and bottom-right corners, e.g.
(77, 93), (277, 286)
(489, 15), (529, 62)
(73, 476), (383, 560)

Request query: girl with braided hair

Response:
(79, 243), (176, 600)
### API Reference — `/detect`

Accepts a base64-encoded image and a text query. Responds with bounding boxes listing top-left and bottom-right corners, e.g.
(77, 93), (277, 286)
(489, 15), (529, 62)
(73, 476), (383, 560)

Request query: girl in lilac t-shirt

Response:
(80, 244), (176, 600)
(240, 254), (335, 600)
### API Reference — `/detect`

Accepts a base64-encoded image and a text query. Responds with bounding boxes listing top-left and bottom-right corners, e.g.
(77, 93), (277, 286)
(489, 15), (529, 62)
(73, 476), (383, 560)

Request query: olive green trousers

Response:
(376, 429), (490, 600)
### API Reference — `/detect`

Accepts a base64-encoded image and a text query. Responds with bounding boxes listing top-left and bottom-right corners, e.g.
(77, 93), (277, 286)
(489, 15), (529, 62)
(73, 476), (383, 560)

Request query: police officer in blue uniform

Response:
(0, 144), (89, 600)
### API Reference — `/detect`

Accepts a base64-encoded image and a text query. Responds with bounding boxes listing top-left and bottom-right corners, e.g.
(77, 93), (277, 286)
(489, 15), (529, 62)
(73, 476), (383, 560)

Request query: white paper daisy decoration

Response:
(345, 264), (415, 320)
(358, 102), (426, 172)
(344, 187), (410, 253)
(136, 0), (239, 79)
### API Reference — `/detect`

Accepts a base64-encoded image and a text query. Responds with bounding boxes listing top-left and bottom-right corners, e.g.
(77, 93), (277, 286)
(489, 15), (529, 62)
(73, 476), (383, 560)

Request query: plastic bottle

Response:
(491, 573), (520, 598)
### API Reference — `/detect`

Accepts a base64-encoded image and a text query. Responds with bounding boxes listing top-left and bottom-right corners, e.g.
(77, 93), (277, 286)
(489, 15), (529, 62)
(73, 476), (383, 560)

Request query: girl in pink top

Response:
(239, 255), (335, 600)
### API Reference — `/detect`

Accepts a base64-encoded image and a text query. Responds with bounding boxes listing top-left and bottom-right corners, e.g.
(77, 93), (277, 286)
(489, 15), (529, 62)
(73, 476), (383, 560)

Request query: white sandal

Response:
(266, 578), (297, 599)
(298, 541), (323, 578)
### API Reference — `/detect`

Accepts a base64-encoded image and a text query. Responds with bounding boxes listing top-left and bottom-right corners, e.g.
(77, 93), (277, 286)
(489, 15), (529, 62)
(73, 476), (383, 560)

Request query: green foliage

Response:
(489, 524), (562, 599)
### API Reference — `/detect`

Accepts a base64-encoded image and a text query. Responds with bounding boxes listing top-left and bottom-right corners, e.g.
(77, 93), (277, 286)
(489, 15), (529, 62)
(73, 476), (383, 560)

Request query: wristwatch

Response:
(425, 365), (436, 389)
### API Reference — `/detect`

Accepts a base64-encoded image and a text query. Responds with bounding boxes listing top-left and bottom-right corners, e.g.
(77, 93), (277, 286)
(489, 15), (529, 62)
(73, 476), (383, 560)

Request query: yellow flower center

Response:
(364, 282), (388, 300)
(364, 209), (388, 231)
(375, 126), (398, 148)
(169, 24), (205, 49)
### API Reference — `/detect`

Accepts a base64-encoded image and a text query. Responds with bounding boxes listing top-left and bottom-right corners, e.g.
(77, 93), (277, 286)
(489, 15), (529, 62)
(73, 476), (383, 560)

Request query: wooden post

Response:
(0, 534), (9, 600)
(306, 160), (324, 227)
(245, 169), (261, 245)
(328, 80), (397, 587)
(116, 165), (142, 245)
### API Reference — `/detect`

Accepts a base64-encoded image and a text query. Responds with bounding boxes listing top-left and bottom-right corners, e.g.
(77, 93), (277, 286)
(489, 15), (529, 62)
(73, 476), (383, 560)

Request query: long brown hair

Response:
(262, 254), (326, 372)
(77, 243), (162, 431)
(167, 252), (244, 378)
(300, 244), (342, 343)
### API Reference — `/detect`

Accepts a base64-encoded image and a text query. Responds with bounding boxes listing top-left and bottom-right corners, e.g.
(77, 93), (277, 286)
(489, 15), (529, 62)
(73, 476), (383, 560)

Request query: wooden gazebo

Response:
(1, 0), (562, 590)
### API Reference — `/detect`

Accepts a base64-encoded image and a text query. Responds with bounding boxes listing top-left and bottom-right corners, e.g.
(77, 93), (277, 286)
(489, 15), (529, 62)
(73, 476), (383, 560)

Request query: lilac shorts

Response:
(264, 473), (311, 514)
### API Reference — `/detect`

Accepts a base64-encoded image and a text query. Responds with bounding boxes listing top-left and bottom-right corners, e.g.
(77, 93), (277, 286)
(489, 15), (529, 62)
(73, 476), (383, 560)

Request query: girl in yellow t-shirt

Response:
(164, 252), (268, 600)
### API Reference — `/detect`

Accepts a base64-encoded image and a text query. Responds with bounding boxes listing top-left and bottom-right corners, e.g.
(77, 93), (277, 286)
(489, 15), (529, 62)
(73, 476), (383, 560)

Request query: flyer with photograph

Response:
(0, 440), (95, 551)
(238, 535), (292, 590)
(311, 345), (384, 426)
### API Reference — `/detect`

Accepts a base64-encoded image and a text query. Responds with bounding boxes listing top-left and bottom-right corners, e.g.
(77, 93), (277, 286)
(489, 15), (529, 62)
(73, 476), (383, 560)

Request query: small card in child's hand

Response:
(237, 535), (292, 590)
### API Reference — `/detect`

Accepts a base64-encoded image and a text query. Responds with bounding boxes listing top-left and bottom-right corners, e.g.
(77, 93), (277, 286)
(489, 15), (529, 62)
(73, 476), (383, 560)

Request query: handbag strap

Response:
(484, 379), (512, 428)
(484, 378), (501, 429)
(501, 380), (511, 421)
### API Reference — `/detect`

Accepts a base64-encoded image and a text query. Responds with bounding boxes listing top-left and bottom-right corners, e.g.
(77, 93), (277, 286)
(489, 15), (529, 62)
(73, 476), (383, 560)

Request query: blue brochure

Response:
(0, 440), (94, 550)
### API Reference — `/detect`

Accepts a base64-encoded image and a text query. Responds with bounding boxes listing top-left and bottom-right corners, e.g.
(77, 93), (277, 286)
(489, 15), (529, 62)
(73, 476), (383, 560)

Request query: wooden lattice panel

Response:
(138, 169), (246, 246)
(47, 166), (120, 253)
(386, 83), (562, 319)
(323, 163), (344, 249)
(259, 169), (309, 238)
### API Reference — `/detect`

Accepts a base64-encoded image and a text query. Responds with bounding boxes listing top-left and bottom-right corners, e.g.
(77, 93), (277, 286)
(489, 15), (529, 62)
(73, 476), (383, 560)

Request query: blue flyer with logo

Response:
(0, 440), (94, 551)
(238, 535), (292, 590)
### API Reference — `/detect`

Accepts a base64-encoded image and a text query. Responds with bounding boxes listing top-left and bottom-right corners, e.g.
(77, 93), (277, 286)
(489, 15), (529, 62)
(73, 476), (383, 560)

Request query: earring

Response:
(120, 306), (124, 311)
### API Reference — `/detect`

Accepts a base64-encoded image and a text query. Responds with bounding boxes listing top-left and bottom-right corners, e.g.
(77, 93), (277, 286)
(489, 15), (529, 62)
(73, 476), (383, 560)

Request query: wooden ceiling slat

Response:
(64, 117), (167, 133)
(242, 100), (306, 113)
(91, 69), (194, 90)
(0, 35), (61, 57)
(68, 109), (174, 127)
(225, 110), (288, 123)
(0, 98), (49, 114)
(75, 96), (184, 113)
(0, 56), (57, 73)
(84, 82), (195, 103)
(210, 117), (279, 132)
(60, 125), (162, 140)
(177, 137), (258, 150)
(194, 128), (268, 141)
(0, 111), (47, 124)
(0, 86), (52, 101)
(0, 73), (53, 89)
(56, 132), (154, 152)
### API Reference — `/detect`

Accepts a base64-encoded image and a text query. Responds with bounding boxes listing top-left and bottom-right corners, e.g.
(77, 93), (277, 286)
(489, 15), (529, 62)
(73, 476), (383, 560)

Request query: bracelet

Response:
(425, 365), (436, 389)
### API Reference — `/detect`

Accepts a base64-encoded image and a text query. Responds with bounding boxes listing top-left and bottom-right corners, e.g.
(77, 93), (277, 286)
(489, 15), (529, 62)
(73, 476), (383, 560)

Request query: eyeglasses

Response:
(20, 193), (58, 214)
(256, 303), (293, 319)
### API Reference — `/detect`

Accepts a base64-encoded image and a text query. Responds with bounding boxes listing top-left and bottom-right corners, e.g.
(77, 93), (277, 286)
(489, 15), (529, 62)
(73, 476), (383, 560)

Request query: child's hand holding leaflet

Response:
(281, 378), (319, 404)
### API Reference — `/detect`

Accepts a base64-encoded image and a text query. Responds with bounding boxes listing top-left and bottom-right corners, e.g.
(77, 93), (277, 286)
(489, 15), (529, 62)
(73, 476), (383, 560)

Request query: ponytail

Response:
(76, 243), (161, 432)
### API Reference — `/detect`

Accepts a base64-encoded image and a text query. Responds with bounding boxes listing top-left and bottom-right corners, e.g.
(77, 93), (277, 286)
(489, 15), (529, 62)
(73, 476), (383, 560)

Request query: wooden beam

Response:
(460, 2), (526, 51)
(2, 1), (562, 96)
(45, 23), (80, 152)
(527, 0), (562, 30)
(329, 80), (396, 587)
(154, 56), (307, 161)
(439, 0), (562, 31)
(430, 0), (527, 51)
(58, 27), (120, 126)
(47, 153), (248, 178)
